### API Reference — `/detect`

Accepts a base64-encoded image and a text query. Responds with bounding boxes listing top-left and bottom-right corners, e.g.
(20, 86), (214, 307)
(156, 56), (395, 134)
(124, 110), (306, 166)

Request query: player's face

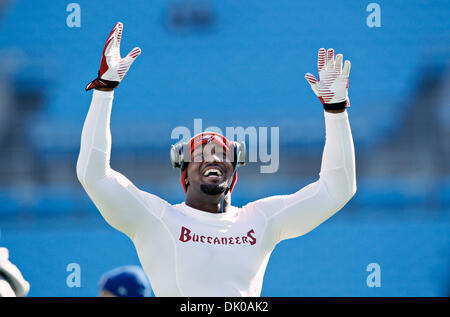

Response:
(187, 143), (234, 195)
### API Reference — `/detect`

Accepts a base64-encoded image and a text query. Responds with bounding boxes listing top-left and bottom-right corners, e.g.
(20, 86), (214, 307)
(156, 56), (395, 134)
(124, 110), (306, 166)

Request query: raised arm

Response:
(250, 48), (356, 246)
(77, 22), (166, 239)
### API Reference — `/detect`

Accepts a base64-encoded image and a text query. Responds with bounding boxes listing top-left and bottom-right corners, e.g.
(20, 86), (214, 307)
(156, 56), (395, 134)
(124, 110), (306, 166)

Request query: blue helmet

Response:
(99, 265), (152, 297)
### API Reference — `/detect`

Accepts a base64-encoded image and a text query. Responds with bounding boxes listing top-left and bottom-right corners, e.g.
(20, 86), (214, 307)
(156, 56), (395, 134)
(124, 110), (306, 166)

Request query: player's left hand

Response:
(304, 48), (351, 110)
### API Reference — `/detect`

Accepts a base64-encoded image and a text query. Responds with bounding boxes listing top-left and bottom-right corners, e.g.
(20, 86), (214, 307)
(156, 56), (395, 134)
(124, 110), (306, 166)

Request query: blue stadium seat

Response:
(1, 0), (448, 155)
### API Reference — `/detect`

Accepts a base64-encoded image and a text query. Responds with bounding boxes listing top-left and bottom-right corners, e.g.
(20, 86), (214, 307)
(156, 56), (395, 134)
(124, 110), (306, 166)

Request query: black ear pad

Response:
(180, 161), (189, 171)
(170, 142), (188, 168)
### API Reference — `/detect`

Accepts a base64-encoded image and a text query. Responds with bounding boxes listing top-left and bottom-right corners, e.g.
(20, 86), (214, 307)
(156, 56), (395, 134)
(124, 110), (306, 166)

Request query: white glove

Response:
(305, 48), (351, 109)
(0, 247), (30, 297)
(86, 22), (141, 91)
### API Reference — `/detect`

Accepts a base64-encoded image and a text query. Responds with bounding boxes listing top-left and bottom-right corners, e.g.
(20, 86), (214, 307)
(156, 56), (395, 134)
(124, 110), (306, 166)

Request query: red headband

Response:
(182, 132), (238, 193)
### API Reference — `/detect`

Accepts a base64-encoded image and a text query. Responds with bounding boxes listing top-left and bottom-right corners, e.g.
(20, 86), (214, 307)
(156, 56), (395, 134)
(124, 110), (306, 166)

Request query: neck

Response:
(185, 192), (230, 214)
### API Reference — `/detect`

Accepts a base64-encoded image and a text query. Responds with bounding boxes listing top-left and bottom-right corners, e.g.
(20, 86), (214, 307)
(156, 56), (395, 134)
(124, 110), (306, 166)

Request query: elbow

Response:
(76, 153), (110, 187)
(76, 156), (85, 185)
(350, 180), (357, 199)
(337, 179), (357, 208)
(347, 173), (357, 200)
(322, 177), (356, 211)
(345, 183), (357, 205)
(320, 168), (357, 209)
(76, 168), (84, 185)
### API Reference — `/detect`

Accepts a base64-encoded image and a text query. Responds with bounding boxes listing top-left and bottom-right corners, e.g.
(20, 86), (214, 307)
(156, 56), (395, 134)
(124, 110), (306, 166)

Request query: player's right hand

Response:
(86, 22), (141, 91)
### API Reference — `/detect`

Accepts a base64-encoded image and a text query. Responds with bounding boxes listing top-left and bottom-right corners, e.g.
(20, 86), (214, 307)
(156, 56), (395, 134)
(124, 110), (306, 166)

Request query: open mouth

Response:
(202, 168), (224, 178)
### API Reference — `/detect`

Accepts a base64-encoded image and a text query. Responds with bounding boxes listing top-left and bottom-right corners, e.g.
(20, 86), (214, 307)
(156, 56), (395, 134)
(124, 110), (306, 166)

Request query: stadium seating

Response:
(0, 0), (448, 153)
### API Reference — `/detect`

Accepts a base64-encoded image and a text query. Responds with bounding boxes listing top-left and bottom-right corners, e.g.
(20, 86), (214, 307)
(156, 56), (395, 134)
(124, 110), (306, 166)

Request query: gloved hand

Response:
(86, 22), (141, 91)
(305, 48), (351, 110)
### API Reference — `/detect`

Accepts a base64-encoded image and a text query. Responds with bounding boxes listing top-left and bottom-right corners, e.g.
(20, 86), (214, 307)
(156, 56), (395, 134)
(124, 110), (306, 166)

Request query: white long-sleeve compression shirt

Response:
(76, 90), (356, 297)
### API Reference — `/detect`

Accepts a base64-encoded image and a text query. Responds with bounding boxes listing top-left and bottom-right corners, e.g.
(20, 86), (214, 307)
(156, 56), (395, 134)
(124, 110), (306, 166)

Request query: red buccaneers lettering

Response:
(179, 226), (256, 246)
